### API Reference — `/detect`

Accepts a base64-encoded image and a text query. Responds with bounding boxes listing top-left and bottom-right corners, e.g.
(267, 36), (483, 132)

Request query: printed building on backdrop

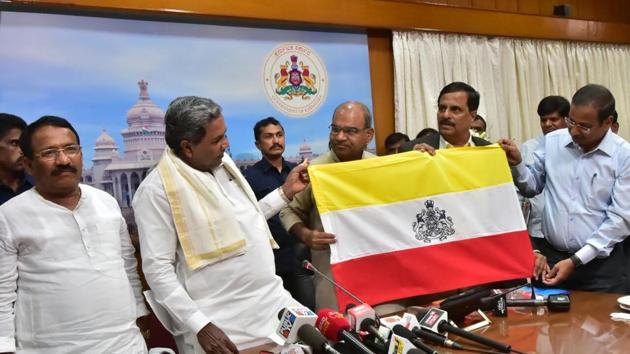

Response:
(83, 80), (319, 208)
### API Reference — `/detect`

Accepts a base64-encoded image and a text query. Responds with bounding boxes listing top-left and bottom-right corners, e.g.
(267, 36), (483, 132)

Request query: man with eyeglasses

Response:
(0, 114), (32, 205)
(519, 96), (569, 281)
(0, 116), (149, 353)
(500, 84), (630, 293)
(280, 101), (375, 310)
(400, 82), (491, 153)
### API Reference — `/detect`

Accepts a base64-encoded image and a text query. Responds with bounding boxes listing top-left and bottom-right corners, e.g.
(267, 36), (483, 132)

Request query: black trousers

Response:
(277, 242), (316, 310)
(535, 238), (626, 293)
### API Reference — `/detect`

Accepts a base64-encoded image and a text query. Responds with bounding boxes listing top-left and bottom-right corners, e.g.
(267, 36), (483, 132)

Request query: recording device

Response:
(417, 308), (512, 353)
(392, 325), (439, 354)
(316, 309), (376, 354)
(297, 324), (341, 354)
(277, 307), (318, 344)
(506, 294), (571, 312)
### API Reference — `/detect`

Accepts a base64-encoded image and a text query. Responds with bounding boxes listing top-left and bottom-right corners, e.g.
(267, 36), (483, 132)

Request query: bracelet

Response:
(532, 250), (541, 254)
(278, 187), (291, 203)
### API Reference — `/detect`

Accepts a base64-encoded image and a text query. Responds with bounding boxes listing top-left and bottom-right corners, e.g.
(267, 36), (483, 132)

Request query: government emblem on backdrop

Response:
(263, 42), (328, 118)
(412, 200), (455, 243)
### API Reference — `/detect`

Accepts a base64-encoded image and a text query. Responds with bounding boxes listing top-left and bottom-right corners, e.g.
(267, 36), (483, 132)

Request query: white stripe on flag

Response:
(323, 182), (525, 264)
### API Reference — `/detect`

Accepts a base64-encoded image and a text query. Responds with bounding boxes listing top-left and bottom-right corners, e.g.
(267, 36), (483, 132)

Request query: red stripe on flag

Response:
(330, 230), (534, 309)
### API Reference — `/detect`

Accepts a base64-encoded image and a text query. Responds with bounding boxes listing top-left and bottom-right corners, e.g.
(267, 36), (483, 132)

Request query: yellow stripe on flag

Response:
(309, 145), (513, 213)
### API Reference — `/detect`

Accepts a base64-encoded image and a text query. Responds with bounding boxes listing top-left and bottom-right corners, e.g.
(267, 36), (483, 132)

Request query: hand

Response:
(282, 162), (310, 200)
(532, 252), (550, 281)
(413, 143), (436, 156)
(136, 315), (151, 339)
(497, 138), (522, 166)
(197, 322), (239, 354)
(291, 223), (336, 250)
(543, 258), (575, 286)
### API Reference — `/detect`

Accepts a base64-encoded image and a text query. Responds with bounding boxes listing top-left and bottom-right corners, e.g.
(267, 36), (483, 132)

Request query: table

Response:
(243, 291), (630, 354)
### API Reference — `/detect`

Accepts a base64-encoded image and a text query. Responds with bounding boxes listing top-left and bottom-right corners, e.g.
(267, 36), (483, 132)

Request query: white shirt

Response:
(520, 135), (545, 238)
(0, 184), (148, 354)
(133, 160), (300, 352)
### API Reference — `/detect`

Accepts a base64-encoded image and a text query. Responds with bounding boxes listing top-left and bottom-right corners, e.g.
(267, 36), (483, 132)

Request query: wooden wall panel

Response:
(472, 0), (497, 11)
(367, 30), (396, 154)
(399, 0), (630, 24)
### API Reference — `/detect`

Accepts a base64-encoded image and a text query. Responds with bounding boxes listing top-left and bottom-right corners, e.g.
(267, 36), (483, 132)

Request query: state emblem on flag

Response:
(412, 200), (455, 243)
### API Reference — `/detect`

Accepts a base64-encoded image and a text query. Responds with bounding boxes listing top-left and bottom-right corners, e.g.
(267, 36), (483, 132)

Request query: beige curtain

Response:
(393, 31), (630, 143)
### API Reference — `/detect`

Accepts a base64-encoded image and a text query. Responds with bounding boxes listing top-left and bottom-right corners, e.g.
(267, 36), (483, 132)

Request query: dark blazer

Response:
(399, 131), (492, 152)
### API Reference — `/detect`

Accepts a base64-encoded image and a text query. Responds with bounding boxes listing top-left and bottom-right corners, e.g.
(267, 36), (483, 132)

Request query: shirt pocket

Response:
(586, 176), (615, 211)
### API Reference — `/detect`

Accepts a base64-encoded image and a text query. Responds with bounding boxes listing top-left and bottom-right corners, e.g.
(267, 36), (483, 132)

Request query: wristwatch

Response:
(569, 254), (583, 268)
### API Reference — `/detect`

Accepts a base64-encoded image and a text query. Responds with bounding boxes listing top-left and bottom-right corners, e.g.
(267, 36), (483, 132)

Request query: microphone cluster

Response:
(286, 260), (521, 354)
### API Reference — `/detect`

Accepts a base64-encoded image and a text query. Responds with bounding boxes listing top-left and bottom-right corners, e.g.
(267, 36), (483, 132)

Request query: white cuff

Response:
(574, 244), (597, 265)
(0, 336), (16, 353)
(186, 310), (211, 335)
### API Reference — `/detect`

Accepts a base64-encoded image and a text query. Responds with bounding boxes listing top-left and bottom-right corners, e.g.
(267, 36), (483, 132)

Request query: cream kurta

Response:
(133, 155), (300, 352)
(0, 185), (148, 353)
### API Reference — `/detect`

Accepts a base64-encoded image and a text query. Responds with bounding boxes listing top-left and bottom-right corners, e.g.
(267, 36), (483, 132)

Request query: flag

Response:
(309, 146), (534, 309)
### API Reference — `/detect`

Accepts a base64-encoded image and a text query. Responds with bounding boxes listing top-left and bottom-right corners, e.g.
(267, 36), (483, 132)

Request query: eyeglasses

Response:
(564, 117), (591, 133)
(329, 124), (368, 137)
(34, 144), (82, 160)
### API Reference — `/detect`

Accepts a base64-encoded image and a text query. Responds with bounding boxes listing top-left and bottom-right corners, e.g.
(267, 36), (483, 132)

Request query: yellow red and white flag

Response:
(309, 146), (534, 308)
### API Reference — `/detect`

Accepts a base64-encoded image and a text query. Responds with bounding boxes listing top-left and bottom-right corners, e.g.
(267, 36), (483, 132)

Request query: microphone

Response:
(412, 327), (463, 350)
(297, 324), (340, 354)
(303, 260), (365, 305)
(276, 307), (318, 344)
(392, 325), (439, 354)
(418, 308), (511, 353)
(437, 286), (492, 323)
(360, 317), (387, 343)
(316, 309), (376, 354)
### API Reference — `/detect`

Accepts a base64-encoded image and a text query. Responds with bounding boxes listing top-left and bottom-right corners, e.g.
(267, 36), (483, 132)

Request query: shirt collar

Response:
(439, 133), (475, 149)
(259, 157), (290, 173)
(563, 128), (616, 156)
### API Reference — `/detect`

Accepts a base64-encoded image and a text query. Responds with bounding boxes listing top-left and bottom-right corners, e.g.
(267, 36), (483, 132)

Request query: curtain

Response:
(393, 31), (630, 143)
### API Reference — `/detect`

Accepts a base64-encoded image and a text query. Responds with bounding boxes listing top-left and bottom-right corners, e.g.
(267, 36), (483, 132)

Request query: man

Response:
(244, 117), (315, 310)
(280, 101), (375, 310)
(470, 114), (488, 140)
(384, 132), (409, 154)
(133, 97), (309, 353)
(0, 114), (32, 205)
(520, 96), (569, 279)
(0, 116), (148, 353)
(400, 82), (491, 153)
(500, 84), (630, 293)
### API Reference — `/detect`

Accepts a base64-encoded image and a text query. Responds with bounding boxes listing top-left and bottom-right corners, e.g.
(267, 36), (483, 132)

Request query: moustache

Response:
(51, 165), (77, 176)
(439, 120), (455, 126)
(271, 144), (283, 149)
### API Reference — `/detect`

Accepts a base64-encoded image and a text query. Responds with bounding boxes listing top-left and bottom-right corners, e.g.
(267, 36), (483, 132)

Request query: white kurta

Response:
(133, 160), (300, 352)
(0, 184), (148, 353)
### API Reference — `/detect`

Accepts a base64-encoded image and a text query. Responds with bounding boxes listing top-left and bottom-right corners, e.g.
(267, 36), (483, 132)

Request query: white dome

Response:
(95, 129), (117, 148)
(126, 80), (165, 128)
